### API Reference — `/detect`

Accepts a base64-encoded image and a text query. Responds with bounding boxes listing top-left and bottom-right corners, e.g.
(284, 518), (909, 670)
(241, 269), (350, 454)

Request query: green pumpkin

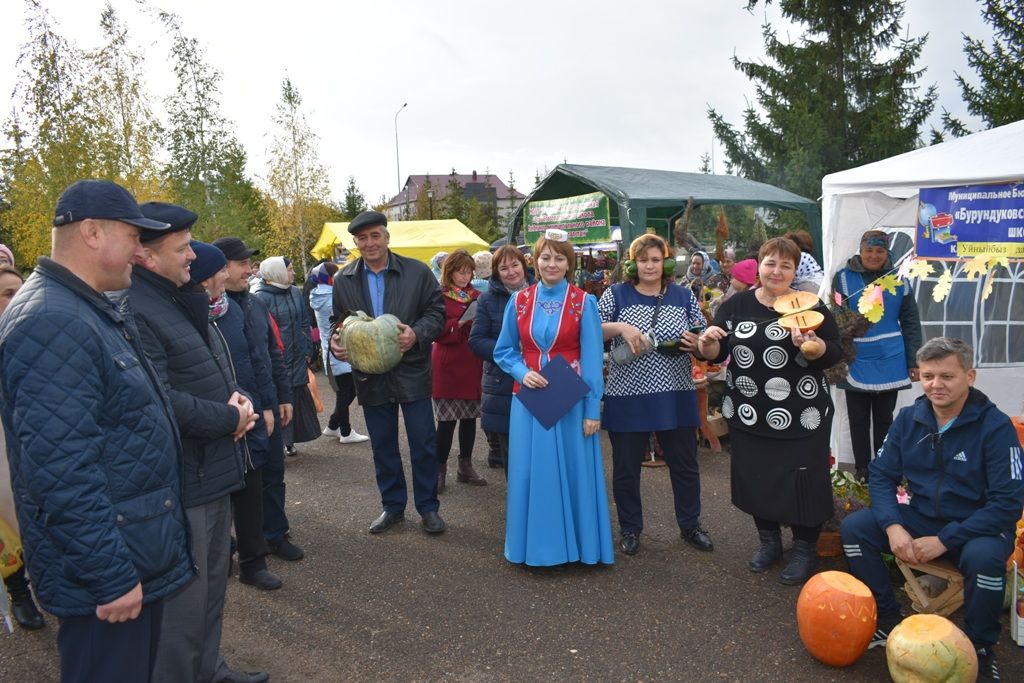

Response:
(339, 311), (403, 374)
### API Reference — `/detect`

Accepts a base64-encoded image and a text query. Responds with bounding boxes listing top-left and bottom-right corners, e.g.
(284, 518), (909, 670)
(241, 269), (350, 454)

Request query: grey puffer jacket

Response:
(332, 252), (445, 406)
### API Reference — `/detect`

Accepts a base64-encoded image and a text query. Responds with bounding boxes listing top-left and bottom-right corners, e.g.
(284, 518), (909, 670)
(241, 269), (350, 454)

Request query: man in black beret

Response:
(131, 204), (266, 683)
(330, 211), (448, 534)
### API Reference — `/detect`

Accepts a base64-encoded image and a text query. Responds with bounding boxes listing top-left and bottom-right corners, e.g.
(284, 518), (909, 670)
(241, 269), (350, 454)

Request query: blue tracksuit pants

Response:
(841, 505), (1013, 647)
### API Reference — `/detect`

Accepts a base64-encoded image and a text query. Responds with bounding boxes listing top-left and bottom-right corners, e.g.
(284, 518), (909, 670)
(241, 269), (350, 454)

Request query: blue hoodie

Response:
(309, 282), (351, 376)
(869, 388), (1024, 551)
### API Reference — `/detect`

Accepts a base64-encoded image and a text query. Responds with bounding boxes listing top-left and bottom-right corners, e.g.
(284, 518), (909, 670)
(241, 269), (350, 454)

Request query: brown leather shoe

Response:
(437, 464), (447, 493)
(456, 457), (487, 486)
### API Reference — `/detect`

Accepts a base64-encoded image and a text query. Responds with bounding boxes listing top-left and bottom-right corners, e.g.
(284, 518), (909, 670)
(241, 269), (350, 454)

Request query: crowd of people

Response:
(0, 180), (1021, 683)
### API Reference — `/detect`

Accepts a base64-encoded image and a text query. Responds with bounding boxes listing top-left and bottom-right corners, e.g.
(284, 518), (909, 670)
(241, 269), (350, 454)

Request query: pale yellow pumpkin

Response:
(886, 614), (977, 683)
(339, 311), (403, 374)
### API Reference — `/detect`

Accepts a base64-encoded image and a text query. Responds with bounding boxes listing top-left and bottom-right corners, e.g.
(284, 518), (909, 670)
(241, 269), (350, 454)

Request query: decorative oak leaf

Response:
(873, 274), (901, 295)
(932, 270), (953, 302)
(896, 258), (914, 280)
(963, 254), (989, 280)
(908, 259), (934, 279)
(982, 271), (996, 301)
(864, 303), (885, 323)
(857, 285), (878, 315)
(987, 255), (1010, 272)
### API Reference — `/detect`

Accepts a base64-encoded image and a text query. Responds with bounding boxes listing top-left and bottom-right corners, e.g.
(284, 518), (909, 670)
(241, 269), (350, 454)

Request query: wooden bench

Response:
(895, 557), (965, 617)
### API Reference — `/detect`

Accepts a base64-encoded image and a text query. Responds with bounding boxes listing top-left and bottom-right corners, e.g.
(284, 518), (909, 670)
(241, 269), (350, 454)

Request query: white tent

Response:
(821, 120), (1024, 462)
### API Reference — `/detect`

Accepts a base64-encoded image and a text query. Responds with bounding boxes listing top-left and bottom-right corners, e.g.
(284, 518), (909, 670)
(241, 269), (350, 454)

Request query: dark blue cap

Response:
(53, 179), (171, 231)
(347, 210), (388, 234)
(188, 240), (227, 285)
(139, 202), (198, 243)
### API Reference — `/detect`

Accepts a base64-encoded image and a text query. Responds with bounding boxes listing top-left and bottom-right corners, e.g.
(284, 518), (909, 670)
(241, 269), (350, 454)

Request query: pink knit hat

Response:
(0, 244), (13, 266)
(731, 259), (757, 286)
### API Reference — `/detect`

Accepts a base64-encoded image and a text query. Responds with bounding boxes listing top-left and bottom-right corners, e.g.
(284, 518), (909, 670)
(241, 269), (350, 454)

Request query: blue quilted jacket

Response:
(0, 259), (194, 617)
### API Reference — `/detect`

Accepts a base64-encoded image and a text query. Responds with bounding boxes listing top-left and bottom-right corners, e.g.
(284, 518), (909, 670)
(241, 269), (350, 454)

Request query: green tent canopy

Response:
(509, 163), (820, 257)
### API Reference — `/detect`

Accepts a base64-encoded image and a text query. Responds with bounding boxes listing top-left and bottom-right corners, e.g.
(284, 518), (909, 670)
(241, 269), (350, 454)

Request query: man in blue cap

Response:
(130, 203), (265, 683)
(329, 210), (447, 534)
(0, 180), (193, 682)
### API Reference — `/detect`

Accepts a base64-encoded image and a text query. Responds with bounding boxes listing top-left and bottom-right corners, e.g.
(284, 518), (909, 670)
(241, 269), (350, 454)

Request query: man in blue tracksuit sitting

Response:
(841, 337), (1024, 683)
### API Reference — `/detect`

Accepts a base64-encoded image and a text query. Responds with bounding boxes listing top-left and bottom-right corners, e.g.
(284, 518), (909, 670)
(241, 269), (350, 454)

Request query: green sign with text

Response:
(524, 192), (611, 245)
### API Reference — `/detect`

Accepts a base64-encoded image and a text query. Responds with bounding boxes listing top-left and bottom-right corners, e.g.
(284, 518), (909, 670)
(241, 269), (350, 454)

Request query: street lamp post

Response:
(394, 102), (408, 219)
(427, 188), (434, 220)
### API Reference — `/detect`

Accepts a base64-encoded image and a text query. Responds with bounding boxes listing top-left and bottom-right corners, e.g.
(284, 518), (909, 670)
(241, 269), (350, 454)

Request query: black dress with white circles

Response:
(711, 290), (841, 440)
(710, 289), (844, 526)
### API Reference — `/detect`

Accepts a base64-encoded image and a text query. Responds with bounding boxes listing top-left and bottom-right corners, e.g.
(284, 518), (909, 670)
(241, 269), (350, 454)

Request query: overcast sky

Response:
(0, 0), (994, 205)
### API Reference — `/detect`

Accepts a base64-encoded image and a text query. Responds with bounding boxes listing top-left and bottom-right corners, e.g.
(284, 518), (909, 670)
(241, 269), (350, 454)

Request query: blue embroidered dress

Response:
(493, 279), (614, 566)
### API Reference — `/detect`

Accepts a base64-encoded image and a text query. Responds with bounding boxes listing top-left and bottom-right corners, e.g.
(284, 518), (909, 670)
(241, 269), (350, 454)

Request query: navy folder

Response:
(516, 355), (591, 430)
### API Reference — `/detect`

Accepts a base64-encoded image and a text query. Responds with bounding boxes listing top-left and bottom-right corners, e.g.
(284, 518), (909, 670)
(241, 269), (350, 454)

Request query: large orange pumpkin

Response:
(886, 614), (977, 682)
(796, 571), (877, 667)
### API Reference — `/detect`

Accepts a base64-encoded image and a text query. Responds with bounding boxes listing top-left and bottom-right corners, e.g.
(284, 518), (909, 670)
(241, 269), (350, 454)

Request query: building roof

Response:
(388, 172), (526, 207)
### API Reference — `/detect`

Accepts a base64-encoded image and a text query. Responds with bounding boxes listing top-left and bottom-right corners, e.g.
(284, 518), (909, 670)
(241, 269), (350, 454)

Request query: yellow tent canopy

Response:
(311, 219), (489, 264)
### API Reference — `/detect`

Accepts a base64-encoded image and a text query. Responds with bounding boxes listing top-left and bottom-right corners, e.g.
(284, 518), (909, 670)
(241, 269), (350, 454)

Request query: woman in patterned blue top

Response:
(599, 234), (713, 557)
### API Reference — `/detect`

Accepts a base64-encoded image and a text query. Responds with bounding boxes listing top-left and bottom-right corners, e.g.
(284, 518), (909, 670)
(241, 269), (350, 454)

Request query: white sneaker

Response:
(322, 426), (341, 438)
(339, 429), (369, 444)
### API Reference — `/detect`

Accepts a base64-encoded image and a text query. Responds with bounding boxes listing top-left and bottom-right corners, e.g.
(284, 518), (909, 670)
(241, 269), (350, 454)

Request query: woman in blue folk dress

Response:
(493, 229), (614, 566)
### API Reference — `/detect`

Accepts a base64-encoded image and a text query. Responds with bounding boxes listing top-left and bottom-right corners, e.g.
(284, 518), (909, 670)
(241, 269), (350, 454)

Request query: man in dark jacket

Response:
(214, 236), (304, 570)
(841, 337), (1024, 683)
(0, 180), (193, 683)
(131, 204), (264, 683)
(330, 211), (447, 534)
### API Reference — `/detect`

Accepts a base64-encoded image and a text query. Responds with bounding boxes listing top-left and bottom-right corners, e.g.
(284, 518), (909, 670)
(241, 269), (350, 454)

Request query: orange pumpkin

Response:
(797, 571), (877, 667)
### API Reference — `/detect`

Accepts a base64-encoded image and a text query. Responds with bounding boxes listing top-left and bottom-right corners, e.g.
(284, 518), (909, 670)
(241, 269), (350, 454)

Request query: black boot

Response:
(749, 529), (783, 572)
(779, 539), (818, 585)
(6, 567), (45, 630)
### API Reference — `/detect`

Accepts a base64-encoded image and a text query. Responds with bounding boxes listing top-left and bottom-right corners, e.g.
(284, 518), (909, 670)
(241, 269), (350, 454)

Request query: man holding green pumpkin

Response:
(329, 211), (448, 535)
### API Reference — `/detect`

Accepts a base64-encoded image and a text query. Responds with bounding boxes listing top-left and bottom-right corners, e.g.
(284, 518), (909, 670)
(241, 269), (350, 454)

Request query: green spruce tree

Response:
(942, 0), (1024, 136)
(708, 0), (935, 228)
(439, 170), (467, 223)
(341, 176), (367, 219)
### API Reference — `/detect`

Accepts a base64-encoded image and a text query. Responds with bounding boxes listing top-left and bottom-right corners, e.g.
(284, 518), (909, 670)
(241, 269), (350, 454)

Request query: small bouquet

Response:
(822, 469), (871, 532)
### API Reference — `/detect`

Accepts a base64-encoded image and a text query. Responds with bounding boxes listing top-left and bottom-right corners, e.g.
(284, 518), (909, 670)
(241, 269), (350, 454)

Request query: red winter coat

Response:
(432, 289), (483, 401)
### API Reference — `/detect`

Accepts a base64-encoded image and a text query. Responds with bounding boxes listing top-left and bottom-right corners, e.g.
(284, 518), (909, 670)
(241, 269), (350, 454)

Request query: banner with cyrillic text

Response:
(916, 183), (1024, 259)
(524, 192), (610, 245)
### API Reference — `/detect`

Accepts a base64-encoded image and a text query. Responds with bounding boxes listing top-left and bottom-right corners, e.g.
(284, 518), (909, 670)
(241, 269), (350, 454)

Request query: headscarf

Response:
(0, 244), (14, 267)
(685, 250), (713, 284)
(261, 256), (291, 290)
(310, 261), (338, 286)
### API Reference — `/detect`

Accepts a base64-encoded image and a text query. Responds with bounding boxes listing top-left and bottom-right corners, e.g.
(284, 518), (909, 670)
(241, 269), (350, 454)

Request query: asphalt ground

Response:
(3, 383), (1023, 682)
